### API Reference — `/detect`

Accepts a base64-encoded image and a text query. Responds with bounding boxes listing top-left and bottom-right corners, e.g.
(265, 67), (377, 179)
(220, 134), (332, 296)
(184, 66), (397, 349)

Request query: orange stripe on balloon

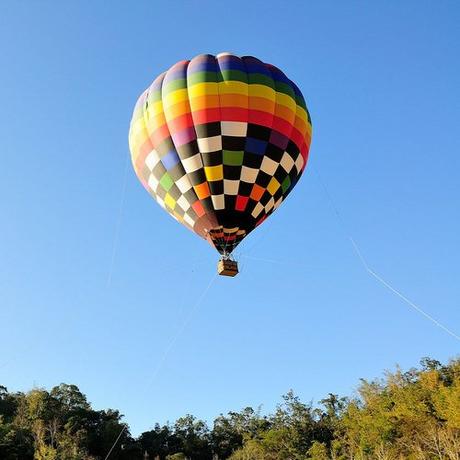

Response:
(294, 115), (308, 135)
(189, 94), (220, 110)
(273, 104), (296, 124)
(248, 96), (275, 113)
(165, 100), (191, 118)
(219, 93), (249, 108)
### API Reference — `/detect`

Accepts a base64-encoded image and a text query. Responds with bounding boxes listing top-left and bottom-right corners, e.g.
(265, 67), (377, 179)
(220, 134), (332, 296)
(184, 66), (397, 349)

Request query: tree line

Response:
(1, 357), (459, 459)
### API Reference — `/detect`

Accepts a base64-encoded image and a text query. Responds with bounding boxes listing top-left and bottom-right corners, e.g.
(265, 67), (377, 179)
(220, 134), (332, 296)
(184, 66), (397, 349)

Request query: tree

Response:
(211, 414), (243, 458)
(49, 384), (90, 413)
(139, 423), (176, 459)
(174, 415), (212, 459)
(228, 439), (275, 460)
(307, 441), (329, 460)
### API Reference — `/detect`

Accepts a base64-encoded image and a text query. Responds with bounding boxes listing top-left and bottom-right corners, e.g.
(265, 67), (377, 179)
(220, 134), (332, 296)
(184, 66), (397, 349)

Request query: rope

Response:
(145, 272), (217, 390)
(348, 237), (460, 341)
(103, 272), (217, 459)
(104, 425), (127, 460)
(2, 153), (132, 371)
(314, 168), (460, 342)
(241, 226), (270, 256)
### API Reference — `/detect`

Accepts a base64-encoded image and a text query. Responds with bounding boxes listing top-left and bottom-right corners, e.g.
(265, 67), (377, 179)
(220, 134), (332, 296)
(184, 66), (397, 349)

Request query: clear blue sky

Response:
(1, 1), (459, 436)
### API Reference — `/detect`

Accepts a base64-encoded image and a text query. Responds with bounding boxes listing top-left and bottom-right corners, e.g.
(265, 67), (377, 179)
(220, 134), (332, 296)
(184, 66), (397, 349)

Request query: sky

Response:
(0, 0), (459, 437)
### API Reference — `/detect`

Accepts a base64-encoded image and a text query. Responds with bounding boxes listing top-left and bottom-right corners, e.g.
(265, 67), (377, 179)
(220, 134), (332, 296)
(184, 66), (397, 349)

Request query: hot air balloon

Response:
(129, 53), (312, 276)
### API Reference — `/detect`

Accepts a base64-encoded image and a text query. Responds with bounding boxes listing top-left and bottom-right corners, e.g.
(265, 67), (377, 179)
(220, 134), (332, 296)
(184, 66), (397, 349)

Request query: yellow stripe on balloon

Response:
(218, 81), (248, 96)
(147, 100), (165, 117)
(248, 84), (276, 102)
(296, 106), (310, 125)
(188, 83), (219, 98)
(130, 119), (147, 140)
(219, 93), (249, 108)
(274, 92), (297, 111)
(162, 89), (189, 108)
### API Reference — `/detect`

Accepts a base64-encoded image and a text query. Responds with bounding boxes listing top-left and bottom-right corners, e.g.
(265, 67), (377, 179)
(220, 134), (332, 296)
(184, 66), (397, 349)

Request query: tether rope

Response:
(104, 272), (217, 459)
(314, 168), (460, 342)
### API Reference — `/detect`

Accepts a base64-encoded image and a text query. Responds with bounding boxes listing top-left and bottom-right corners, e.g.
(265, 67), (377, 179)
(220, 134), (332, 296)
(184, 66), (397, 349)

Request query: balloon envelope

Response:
(129, 53), (312, 254)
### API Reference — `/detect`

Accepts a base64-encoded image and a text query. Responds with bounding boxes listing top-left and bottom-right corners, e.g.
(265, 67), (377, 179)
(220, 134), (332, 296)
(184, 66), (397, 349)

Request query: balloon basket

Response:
(217, 258), (239, 277)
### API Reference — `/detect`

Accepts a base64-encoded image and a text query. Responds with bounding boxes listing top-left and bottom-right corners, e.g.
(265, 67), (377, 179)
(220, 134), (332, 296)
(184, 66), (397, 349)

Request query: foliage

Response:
(1, 357), (459, 459)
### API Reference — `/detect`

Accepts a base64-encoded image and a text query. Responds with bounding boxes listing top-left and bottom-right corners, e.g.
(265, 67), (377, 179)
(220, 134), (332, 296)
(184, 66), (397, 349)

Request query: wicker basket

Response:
(217, 259), (239, 277)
